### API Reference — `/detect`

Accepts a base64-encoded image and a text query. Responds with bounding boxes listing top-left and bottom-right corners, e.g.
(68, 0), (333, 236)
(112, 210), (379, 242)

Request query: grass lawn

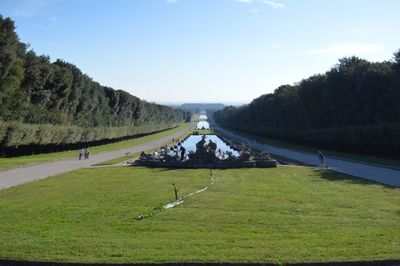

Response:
(1, 166), (399, 263)
(192, 129), (215, 135)
(221, 126), (400, 169)
(93, 151), (143, 166)
(0, 123), (189, 169)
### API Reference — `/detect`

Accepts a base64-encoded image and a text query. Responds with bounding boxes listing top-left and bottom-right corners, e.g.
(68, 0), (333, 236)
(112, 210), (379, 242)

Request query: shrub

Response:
(0, 121), (178, 149)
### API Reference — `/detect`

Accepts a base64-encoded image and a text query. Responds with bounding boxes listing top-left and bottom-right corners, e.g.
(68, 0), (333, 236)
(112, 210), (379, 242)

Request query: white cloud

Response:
(262, 0), (285, 8)
(249, 8), (259, 13)
(305, 43), (384, 57)
(166, 0), (178, 4)
(235, 0), (285, 8)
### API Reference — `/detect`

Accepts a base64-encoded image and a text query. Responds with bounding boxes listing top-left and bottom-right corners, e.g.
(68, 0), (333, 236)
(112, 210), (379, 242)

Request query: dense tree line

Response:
(214, 52), (400, 156)
(0, 16), (188, 154)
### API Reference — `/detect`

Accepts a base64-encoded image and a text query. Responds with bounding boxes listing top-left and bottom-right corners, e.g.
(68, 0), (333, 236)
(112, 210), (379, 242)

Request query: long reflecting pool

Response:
(196, 121), (210, 130)
(199, 114), (208, 120)
(181, 135), (239, 159)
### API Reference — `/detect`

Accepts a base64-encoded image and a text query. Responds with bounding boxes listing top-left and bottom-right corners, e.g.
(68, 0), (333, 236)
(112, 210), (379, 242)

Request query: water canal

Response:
(199, 114), (208, 120)
(196, 121), (210, 130)
(181, 135), (239, 159)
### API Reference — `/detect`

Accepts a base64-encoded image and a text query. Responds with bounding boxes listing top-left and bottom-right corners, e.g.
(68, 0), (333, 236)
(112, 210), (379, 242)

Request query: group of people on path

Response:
(79, 147), (90, 160)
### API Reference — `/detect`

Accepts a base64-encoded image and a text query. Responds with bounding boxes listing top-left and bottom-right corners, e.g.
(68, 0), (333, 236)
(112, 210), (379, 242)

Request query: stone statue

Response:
(196, 135), (207, 151)
(238, 144), (252, 161)
(188, 135), (218, 163)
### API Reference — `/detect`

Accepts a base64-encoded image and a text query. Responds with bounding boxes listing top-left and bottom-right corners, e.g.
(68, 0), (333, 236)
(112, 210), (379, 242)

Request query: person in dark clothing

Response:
(180, 146), (186, 161)
(318, 151), (326, 169)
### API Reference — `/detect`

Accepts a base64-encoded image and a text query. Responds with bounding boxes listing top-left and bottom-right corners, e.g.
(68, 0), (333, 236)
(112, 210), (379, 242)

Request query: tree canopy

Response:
(0, 16), (189, 154)
(0, 15), (187, 128)
(214, 52), (400, 156)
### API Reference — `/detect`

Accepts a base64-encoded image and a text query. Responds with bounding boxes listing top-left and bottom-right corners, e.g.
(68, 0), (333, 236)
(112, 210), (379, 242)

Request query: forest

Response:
(214, 51), (400, 157)
(0, 16), (188, 155)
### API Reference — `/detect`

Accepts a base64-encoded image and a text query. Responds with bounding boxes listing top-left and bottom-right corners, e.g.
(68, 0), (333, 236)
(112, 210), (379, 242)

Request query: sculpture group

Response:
(188, 135), (218, 162)
(134, 134), (277, 169)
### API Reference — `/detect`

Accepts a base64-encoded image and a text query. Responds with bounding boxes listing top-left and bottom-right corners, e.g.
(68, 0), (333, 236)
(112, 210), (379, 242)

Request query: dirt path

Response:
(215, 124), (400, 187)
(0, 126), (191, 190)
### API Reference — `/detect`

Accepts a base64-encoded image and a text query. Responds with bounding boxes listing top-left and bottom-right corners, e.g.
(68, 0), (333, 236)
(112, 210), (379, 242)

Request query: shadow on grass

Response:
(127, 166), (179, 172)
(152, 167), (186, 172)
(313, 168), (399, 189)
(270, 153), (312, 167)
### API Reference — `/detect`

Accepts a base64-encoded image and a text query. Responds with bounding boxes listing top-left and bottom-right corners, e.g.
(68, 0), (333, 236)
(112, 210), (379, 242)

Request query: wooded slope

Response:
(0, 16), (188, 152)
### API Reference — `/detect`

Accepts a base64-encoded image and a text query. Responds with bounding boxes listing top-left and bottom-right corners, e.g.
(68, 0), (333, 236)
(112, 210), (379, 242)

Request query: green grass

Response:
(93, 152), (142, 166)
(192, 129), (215, 135)
(0, 123), (189, 169)
(1, 166), (399, 263)
(222, 126), (400, 169)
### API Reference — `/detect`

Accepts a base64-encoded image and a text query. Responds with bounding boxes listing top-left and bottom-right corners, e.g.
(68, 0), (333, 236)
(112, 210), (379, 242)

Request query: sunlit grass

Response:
(0, 166), (399, 263)
(192, 129), (215, 135)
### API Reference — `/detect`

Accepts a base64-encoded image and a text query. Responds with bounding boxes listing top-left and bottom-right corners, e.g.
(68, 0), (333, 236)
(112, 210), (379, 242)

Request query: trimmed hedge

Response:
(0, 121), (179, 148)
(0, 120), (7, 144)
(220, 122), (400, 157)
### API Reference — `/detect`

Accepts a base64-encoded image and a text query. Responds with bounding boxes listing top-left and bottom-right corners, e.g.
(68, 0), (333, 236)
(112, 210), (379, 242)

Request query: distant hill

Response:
(179, 103), (225, 111)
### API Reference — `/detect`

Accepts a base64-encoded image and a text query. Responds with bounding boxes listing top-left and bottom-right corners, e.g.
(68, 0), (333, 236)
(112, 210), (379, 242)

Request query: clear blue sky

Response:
(1, 0), (400, 104)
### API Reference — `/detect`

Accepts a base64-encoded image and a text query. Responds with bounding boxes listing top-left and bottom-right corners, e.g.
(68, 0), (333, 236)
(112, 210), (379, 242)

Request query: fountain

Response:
(132, 134), (276, 169)
(132, 111), (276, 168)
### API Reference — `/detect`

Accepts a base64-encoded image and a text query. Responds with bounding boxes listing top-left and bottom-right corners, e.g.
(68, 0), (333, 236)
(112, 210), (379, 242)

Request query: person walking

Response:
(85, 147), (90, 159)
(79, 148), (83, 160)
(318, 151), (326, 169)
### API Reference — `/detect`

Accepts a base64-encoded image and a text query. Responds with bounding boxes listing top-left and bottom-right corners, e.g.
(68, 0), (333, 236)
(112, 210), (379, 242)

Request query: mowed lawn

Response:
(0, 123), (189, 169)
(0, 166), (400, 263)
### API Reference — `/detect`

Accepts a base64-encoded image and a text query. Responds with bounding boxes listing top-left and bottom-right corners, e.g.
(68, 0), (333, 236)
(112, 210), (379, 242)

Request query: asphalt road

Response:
(2, 121), (399, 190)
(0, 126), (191, 190)
(215, 124), (400, 187)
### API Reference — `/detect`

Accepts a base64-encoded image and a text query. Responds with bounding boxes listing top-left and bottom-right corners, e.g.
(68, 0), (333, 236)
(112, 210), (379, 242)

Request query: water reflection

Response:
(181, 135), (239, 159)
(196, 121), (210, 129)
(199, 114), (208, 120)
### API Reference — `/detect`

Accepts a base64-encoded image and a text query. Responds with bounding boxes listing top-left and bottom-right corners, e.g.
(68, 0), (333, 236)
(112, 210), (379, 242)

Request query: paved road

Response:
(214, 123), (400, 187)
(0, 126), (191, 190)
